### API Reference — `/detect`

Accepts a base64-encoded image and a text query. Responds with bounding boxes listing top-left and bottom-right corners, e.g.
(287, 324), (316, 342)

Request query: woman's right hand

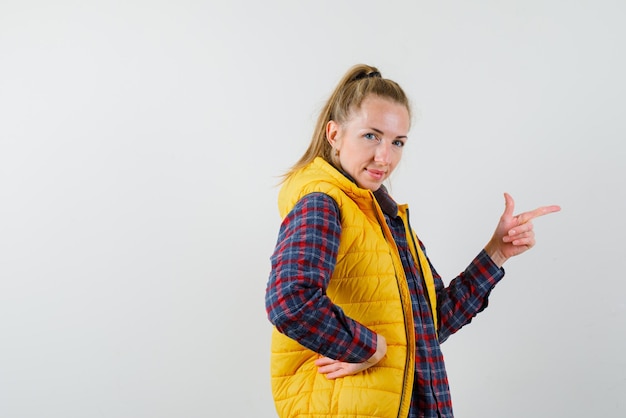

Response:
(314, 334), (387, 379)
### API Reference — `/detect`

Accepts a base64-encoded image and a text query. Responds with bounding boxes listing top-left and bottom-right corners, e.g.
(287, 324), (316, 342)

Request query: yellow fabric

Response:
(270, 157), (438, 418)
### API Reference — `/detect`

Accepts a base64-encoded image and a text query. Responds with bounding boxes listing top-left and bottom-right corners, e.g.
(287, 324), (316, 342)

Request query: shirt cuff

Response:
(466, 249), (506, 289)
(338, 322), (378, 363)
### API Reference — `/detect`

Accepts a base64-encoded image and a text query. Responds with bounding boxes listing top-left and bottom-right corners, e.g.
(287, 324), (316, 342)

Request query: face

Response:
(327, 96), (410, 191)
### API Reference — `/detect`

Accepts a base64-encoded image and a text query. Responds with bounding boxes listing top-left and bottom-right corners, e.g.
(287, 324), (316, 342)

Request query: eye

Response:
(364, 133), (379, 141)
(392, 139), (405, 148)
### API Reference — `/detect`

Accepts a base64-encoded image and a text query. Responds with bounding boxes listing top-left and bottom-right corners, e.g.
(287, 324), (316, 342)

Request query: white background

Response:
(1, 1), (625, 417)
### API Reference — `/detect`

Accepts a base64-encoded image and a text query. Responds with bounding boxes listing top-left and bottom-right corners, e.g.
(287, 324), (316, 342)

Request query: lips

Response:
(366, 168), (386, 180)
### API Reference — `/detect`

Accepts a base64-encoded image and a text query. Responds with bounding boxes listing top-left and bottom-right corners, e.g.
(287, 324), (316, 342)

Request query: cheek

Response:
(387, 153), (402, 172)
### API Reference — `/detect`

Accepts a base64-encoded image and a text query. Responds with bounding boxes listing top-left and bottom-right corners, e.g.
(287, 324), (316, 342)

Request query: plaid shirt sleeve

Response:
(429, 247), (505, 343)
(265, 192), (378, 363)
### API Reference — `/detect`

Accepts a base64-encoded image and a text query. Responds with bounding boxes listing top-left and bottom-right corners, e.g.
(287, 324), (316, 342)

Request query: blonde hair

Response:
(283, 64), (411, 180)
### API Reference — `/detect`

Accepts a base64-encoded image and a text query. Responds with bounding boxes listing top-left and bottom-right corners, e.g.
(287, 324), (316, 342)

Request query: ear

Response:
(326, 120), (340, 148)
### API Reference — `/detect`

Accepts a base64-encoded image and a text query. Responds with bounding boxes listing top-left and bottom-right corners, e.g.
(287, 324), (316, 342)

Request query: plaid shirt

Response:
(266, 189), (504, 418)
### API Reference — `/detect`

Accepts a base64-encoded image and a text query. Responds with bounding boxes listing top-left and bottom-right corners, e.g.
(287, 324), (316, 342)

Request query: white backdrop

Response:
(1, 1), (624, 417)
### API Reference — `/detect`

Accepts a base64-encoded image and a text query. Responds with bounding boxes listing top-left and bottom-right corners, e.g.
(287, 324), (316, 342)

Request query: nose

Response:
(374, 141), (392, 165)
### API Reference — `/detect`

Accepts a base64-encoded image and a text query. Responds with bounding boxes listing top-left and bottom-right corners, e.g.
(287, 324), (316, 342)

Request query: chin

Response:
(362, 183), (381, 191)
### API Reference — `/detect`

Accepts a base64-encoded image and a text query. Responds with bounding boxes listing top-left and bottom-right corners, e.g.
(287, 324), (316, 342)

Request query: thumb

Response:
(503, 192), (515, 219)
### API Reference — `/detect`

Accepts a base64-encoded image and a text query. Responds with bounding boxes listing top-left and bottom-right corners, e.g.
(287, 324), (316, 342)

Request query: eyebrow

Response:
(370, 127), (408, 139)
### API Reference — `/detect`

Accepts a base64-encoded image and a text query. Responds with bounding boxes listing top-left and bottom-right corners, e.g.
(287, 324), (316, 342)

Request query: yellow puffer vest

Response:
(270, 157), (437, 418)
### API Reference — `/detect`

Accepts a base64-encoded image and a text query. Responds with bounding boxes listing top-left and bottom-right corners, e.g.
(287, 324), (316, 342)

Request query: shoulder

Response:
(277, 192), (342, 245)
(278, 158), (370, 217)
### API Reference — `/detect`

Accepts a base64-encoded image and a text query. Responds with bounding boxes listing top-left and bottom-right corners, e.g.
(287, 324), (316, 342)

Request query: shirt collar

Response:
(373, 185), (399, 218)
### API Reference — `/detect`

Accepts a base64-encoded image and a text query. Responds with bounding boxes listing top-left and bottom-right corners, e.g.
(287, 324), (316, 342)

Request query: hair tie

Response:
(354, 71), (381, 81)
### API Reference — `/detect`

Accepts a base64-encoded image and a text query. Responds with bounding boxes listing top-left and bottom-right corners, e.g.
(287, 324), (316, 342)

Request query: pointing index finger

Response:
(517, 205), (561, 224)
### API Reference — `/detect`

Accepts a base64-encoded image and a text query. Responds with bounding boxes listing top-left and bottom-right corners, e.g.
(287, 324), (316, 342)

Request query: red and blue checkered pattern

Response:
(266, 188), (504, 418)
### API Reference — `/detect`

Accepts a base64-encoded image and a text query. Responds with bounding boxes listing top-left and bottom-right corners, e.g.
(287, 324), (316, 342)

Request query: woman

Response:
(265, 64), (560, 418)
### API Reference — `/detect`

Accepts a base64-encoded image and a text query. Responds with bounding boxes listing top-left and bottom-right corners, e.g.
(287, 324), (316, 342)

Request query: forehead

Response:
(348, 96), (410, 131)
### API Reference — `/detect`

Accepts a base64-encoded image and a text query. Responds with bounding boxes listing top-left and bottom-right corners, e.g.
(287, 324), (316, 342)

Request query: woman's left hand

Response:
(485, 193), (561, 267)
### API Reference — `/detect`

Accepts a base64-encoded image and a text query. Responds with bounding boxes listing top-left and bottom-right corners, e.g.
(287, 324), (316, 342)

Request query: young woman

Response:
(265, 64), (560, 418)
